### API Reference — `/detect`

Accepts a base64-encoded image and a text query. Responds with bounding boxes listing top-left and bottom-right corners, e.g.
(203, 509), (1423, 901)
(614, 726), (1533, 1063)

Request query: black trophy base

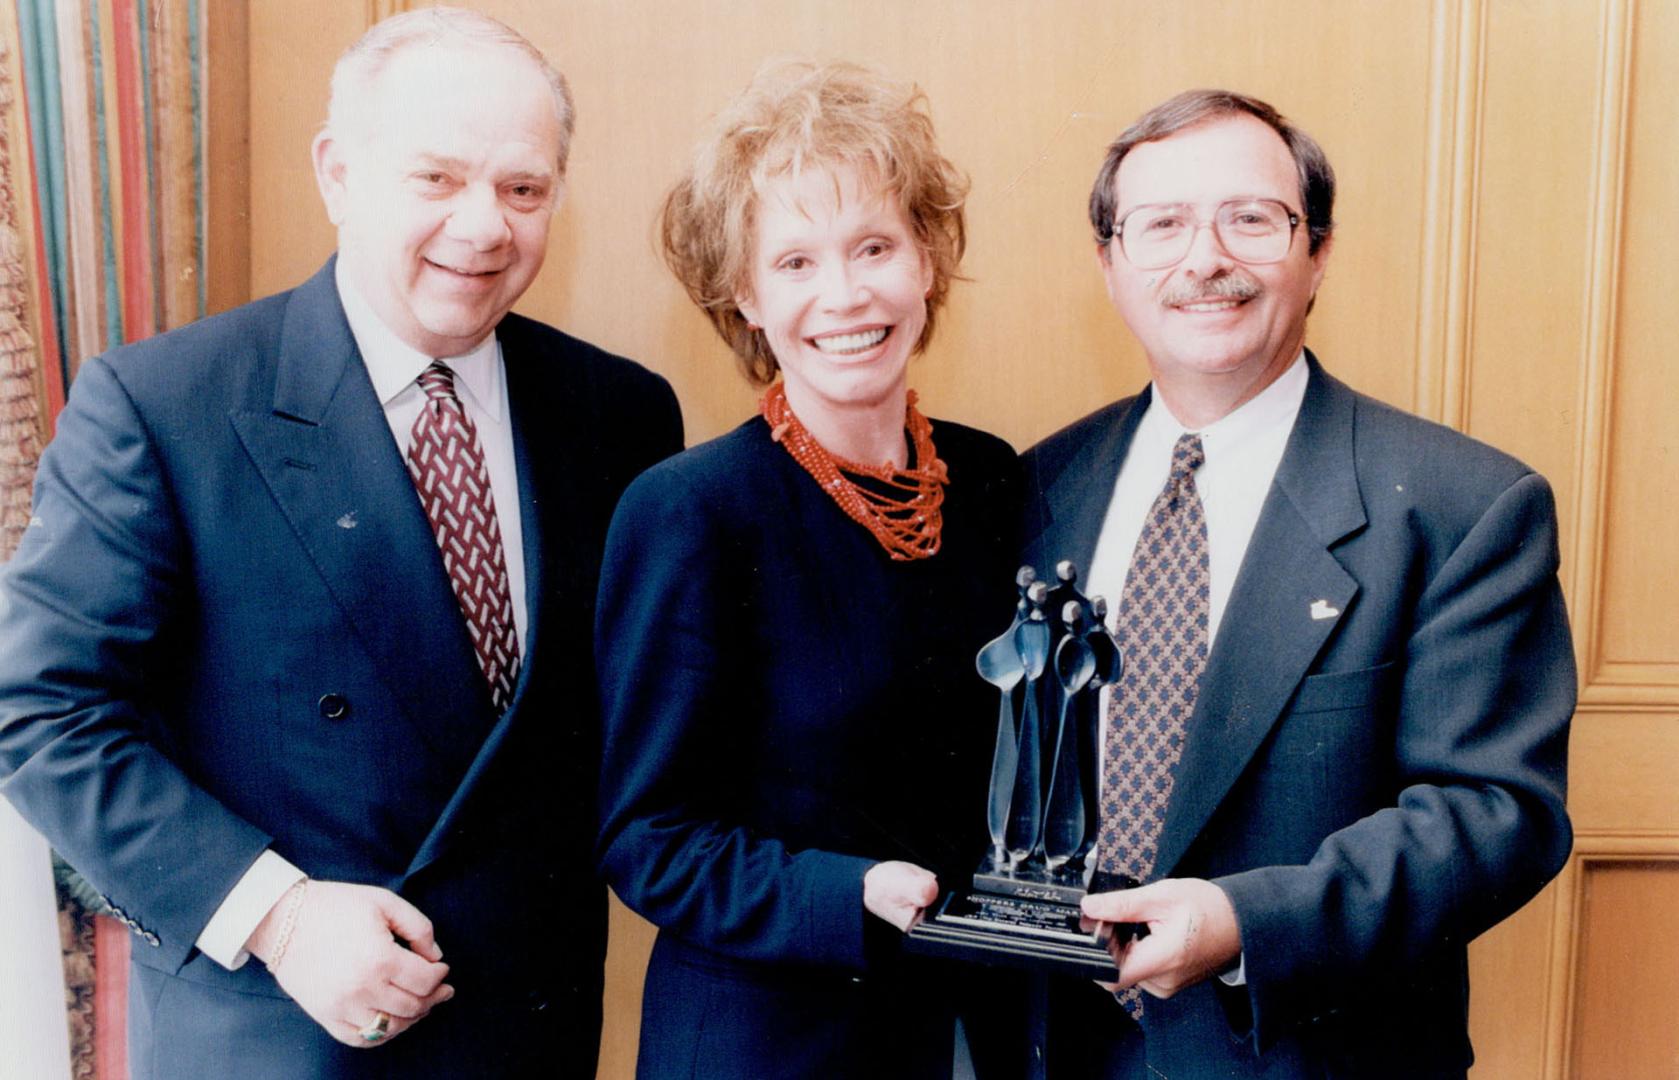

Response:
(904, 858), (1140, 980)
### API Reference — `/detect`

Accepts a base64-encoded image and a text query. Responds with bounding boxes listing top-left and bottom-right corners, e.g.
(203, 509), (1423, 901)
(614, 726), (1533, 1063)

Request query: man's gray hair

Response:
(327, 6), (576, 176)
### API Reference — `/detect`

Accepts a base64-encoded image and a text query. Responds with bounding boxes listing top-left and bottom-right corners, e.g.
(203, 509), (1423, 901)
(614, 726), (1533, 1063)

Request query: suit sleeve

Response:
(0, 356), (273, 971)
(1215, 471), (1575, 1046)
(652, 373), (685, 461)
(605, 363), (685, 481)
(594, 465), (875, 972)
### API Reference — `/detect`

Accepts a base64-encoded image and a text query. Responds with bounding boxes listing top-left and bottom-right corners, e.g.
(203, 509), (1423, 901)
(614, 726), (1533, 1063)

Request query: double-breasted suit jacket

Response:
(0, 259), (682, 1078)
(1022, 354), (1573, 1078)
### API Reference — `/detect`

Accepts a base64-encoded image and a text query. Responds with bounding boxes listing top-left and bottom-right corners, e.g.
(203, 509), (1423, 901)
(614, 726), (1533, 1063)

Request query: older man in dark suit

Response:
(1022, 90), (1574, 1077)
(0, 8), (680, 1077)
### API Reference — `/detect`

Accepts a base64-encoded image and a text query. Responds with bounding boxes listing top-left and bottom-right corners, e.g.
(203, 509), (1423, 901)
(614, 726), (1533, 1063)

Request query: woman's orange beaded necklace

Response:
(760, 382), (947, 561)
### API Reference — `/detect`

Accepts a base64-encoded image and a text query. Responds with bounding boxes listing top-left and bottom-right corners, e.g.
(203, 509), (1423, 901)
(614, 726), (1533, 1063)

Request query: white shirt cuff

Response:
(196, 851), (305, 970)
(1218, 952), (1247, 986)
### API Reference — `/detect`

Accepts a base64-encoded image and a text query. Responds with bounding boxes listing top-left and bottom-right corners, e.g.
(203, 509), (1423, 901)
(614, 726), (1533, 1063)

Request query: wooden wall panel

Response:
(246, 2), (360, 300)
(1594, 0), (1679, 689)
(1467, 883), (1559, 1079)
(1568, 856), (1679, 1078)
(1571, 717), (1679, 831)
(250, 0), (1436, 450)
(205, 2), (250, 317)
(1464, 0), (1601, 555)
(236, 2), (1678, 1077)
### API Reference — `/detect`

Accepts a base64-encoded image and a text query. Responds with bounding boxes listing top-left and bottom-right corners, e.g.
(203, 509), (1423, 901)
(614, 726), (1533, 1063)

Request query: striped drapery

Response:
(13, 0), (209, 388)
(1, 20), (78, 1078)
(3, 4), (213, 1079)
(2, 16), (50, 562)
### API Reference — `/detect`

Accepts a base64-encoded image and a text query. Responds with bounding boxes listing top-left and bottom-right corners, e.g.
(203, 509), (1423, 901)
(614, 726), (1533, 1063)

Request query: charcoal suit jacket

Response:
(0, 259), (682, 1078)
(1020, 353), (1573, 1079)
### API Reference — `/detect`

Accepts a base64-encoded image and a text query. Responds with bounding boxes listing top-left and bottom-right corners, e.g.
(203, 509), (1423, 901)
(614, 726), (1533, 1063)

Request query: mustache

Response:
(1159, 273), (1261, 307)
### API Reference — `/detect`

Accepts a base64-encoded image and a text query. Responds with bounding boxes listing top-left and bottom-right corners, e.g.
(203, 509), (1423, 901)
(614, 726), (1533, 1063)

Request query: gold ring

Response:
(358, 1010), (392, 1043)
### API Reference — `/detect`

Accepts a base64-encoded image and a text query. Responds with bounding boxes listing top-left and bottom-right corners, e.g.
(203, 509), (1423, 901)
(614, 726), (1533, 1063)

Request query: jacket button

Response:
(317, 694), (350, 720)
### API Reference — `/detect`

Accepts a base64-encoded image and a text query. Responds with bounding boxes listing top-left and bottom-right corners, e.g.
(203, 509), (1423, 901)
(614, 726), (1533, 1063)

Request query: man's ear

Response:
(312, 129), (350, 227)
(1308, 230), (1334, 293)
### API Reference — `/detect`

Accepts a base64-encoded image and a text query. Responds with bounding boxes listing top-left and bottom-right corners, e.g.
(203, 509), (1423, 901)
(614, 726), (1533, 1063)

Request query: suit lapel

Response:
(228, 261), (494, 769)
(1153, 356), (1366, 877)
(1026, 391), (1150, 576)
(502, 317), (595, 663)
(403, 318), (598, 878)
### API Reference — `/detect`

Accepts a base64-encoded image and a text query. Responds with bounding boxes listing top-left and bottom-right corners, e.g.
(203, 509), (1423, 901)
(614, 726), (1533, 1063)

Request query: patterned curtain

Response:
(2, 3), (211, 1077)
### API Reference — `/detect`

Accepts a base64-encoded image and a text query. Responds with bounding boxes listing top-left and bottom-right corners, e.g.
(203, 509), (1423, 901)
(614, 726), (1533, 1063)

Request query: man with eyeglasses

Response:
(1019, 90), (1574, 1077)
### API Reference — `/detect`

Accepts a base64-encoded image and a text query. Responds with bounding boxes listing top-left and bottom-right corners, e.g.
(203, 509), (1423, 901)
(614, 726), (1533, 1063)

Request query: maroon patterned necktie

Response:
(1097, 433), (1209, 1018)
(407, 361), (521, 712)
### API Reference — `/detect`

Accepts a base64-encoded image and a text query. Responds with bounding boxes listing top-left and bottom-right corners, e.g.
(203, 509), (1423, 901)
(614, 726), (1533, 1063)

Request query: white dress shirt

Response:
(196, 264), (529, 968)
(1086, 353), (1308, 987)
(1086, 354), (1308, 647)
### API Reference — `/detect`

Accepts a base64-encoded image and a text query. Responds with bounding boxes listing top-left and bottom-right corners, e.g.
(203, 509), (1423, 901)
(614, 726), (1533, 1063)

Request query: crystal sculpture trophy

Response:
(906, 563), (1140, 978)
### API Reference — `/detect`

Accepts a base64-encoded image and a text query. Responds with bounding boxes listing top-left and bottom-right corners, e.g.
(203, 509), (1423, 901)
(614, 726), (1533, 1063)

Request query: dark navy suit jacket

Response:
(1022, 355), (1574, 1078)
(0, 260), (682, 1078)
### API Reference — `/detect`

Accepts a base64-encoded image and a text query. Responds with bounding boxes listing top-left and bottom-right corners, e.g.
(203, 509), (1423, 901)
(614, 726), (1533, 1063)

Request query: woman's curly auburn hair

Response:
(659, 60), (969, 386)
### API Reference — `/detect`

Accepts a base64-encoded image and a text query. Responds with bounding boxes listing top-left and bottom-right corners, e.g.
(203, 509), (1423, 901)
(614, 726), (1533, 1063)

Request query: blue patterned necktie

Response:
(1097, 432), (1209, 1018)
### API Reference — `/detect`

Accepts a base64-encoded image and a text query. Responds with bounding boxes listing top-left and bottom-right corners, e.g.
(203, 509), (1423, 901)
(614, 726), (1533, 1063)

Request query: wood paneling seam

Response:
(1573, 0), (1633, 669)
(1543, 857), (1581, 1080)
(1413, 0), (1482, 430)
(1567, 0), (1633, 708)
(1572, 830), (1679, 853)
(1549, 13), (1635, 1076)
(1578, 661), (1679, 712)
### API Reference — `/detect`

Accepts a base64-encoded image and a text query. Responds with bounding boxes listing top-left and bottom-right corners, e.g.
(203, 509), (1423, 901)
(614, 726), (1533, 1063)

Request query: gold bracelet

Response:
(265, 879), (309, 971)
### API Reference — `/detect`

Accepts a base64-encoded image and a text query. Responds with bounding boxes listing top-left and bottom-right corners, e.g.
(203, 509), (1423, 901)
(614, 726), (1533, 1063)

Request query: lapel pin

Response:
(1310, 599), (1339, 621)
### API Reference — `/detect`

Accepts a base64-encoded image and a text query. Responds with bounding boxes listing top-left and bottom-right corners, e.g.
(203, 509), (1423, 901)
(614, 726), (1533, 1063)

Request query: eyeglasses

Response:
(1111, 198), (1302, 270)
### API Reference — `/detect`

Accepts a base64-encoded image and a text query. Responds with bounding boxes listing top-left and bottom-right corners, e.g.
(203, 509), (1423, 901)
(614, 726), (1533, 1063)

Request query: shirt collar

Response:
(1141, 351), (1309, 456)
(335, 258), (504, 423)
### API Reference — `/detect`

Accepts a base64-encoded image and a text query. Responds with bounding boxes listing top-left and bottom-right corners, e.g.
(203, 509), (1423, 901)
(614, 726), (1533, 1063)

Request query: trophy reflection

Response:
(908, 562), (1139, 978)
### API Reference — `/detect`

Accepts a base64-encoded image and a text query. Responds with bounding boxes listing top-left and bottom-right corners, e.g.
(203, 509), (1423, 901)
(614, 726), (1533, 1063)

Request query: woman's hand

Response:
(862, 860), (939, 933)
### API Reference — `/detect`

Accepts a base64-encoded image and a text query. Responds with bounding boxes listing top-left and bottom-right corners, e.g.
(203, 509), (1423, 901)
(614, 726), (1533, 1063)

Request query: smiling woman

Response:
(595, 60), (1023, 1079)
(738, 164), (933, 465)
